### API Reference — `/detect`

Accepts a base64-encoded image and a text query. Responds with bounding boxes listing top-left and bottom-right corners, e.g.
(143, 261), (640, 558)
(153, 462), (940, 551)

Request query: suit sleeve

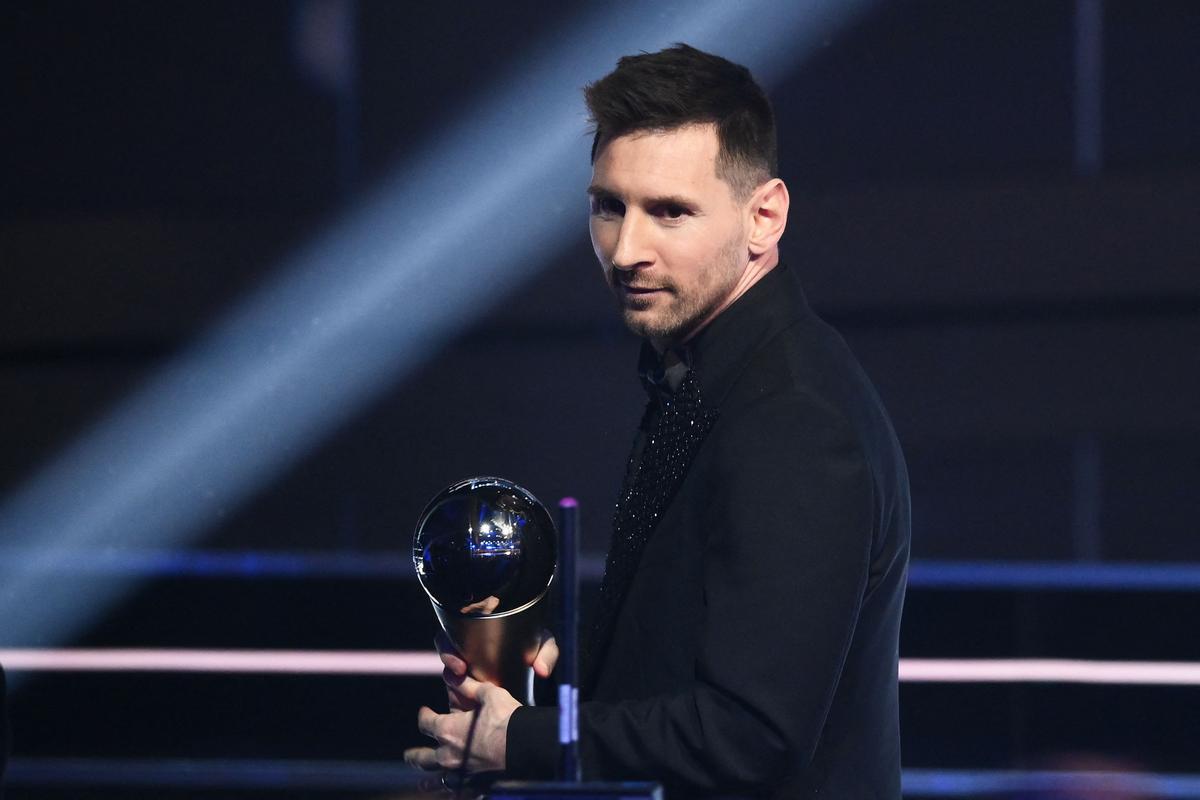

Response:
(507, 393), (875, 792)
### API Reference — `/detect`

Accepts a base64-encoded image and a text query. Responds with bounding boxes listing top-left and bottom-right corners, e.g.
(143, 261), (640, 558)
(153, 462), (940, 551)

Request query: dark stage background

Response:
(2, 1), (1198, 797)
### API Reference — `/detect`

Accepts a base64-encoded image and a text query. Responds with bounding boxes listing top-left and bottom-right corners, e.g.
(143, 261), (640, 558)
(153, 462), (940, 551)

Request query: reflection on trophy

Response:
(413, 476), (557, 705)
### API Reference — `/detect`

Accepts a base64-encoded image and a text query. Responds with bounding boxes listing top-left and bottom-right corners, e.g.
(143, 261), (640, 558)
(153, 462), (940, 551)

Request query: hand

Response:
(435, 631), (474, 711)
(529, 631), (559, 679)
(434, 630), (559, 710)
(403, 673), (519, 773)
(459, 595), (501, 615)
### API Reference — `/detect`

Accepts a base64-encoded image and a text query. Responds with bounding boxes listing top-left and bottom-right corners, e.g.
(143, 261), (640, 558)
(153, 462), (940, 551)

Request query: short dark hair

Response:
(584, 43), (777, 199)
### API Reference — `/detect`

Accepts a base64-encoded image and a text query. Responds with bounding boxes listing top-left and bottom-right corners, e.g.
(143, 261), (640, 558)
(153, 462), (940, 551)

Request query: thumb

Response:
(531, 635), (559, 679)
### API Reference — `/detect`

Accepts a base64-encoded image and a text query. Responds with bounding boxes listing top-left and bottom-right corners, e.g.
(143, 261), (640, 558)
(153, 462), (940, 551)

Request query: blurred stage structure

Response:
(2, 1), (1199, 797)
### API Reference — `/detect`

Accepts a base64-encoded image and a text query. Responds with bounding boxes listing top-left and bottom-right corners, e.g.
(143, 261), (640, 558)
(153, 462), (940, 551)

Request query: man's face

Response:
(587, 124), (748, 347)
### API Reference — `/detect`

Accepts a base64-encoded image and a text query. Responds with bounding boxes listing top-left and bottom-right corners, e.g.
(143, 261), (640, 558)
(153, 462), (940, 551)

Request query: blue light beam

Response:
(0, 0), (874, 655)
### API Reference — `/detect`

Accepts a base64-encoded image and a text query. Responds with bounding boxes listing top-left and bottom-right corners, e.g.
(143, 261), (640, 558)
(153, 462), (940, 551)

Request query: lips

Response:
(617, 279), (668, 293)
(618, 285), (667, 309)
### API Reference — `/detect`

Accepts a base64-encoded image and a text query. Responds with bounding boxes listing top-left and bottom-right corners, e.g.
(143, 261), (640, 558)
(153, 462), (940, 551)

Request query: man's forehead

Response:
(589, 123), (723, 195)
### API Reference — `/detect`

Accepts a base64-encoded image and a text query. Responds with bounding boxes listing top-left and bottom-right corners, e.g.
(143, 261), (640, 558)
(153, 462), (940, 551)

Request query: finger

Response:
(455, 672), (485, 703)
(443, 665), (478, 710)
(437, 745), (462, 770)
(443, 665), (467, 689)
(434, 632), (468, 677)
(456, 674), (504, 708)
(447, 683), (477, 712)
(447, 687), (475, 711)
(403, 746), (441, 771)
(532, 635), (559, 678)
(416, 706), (440, 739)
(525, 630), (553, 663)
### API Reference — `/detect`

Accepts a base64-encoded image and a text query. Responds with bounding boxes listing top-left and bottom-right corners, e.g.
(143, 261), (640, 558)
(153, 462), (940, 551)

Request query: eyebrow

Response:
(586, 185), (696, 208)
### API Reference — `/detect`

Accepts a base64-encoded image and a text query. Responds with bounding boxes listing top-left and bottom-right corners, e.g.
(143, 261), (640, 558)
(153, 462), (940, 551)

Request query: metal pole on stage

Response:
(557, 498), (581, 783)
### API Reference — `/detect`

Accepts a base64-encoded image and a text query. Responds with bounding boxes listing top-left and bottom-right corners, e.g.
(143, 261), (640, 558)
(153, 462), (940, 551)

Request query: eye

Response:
(590, 196), (625, 217)
(653, 203), (689, 220)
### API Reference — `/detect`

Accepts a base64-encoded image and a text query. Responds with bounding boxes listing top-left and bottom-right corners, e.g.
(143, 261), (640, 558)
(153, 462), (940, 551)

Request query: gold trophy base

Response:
(433, 593), (546, 706)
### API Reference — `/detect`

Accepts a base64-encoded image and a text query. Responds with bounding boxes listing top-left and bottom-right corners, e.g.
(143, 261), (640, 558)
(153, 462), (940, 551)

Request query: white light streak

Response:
(0, 648), (440, 675)
(900, 658), (1200, 686)
(5, 650), (1199, 686)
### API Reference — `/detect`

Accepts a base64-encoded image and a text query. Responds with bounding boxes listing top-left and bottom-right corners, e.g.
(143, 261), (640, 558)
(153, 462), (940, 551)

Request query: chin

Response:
(622, 310), (688, 343)
(622, 311), (661, 340)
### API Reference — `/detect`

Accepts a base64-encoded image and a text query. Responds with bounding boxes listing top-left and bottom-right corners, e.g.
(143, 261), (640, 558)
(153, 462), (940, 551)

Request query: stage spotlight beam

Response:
(0, 0), (874, 662)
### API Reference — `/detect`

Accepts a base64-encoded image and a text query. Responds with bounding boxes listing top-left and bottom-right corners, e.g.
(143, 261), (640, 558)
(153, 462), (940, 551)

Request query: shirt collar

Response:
(638, 341), (692, 402)
(641, 262), (812, 408)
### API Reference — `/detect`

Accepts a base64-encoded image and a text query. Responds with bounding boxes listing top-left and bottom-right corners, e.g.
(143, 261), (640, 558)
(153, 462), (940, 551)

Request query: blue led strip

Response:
(8, 760), (1200, 796)
(0, 546), (610, 580)
(0, 546), (410, 579)
(903, 768), (1200, 798)
(3, 548), (1200, 591)
(908, 560), (1200, 591)
(3, 757), (421, 790)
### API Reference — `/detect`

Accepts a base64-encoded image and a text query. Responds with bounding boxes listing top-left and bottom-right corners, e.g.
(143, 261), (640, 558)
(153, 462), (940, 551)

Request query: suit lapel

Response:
(585, 369), (718, 694)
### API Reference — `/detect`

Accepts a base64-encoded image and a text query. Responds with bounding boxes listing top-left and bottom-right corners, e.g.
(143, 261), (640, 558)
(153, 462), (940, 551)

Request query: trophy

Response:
(413, 476), (557, 704)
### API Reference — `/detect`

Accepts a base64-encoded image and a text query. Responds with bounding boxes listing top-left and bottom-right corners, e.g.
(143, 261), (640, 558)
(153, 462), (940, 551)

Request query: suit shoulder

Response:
(721, 312), (883, 423)
(713, 312), (909, 512)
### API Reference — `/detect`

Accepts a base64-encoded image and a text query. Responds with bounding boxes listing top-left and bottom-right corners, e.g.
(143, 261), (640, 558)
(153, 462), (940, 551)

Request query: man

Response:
(406, 44), (910, 797)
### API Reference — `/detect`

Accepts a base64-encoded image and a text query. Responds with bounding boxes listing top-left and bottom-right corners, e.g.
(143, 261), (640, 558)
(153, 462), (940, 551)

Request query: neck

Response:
(652, 249), (780, 353)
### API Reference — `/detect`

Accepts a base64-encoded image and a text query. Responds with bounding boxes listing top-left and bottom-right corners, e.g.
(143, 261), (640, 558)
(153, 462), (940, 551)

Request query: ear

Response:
(746, 178), (789, 257)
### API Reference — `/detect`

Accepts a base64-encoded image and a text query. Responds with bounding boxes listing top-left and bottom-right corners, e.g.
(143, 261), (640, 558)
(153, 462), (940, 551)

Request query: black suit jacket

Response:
(508, 263), (910, 798)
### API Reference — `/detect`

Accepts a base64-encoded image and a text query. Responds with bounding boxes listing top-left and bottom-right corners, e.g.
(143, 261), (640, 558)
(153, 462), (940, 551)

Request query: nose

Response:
(610, 211), (654, 273)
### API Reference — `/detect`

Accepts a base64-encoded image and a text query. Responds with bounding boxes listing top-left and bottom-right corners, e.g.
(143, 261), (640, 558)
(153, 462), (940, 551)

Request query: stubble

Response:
(617, 229), (746, 345)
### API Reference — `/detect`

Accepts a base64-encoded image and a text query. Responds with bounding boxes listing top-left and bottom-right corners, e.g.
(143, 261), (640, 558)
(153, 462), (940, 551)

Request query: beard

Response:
(614, 229), (746, 345)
